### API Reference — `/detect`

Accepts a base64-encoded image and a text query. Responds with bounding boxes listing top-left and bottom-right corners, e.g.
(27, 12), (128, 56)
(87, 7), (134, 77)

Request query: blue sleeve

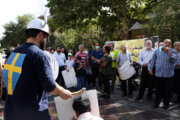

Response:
(101, 50), (104, 57)
(138, 51), (143, 65)
(35, 54), (56, 92)
(169, 49), (178, 64)
(90, 50), (94, 57)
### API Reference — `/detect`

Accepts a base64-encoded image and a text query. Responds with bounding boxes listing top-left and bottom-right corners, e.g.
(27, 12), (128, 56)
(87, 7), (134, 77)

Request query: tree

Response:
(47, 29), (81, 51)
(47, 0), (157, 41)
(1, 14), (34, 48)
(145, 0), (180, 42)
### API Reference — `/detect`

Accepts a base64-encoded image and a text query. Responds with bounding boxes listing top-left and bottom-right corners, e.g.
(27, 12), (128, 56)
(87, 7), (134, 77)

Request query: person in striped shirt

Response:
(75, 44), (89, 87)
(75, 44), (89, 69)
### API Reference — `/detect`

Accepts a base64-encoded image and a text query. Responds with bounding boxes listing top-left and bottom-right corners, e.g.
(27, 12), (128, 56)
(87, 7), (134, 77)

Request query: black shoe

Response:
(104, 95), (111, 99)
(111, 88), (114, 92)
(172, 99), (180, 104)
(100, 94), (110, 99)
(163, 105), (169, 110)
(147, 96), (153, 101)
(92, 83), (95, 88)
(135, 97), (142, 101)
(128, 94), (133, 98)
(152, 104), (159, 109)
(122, 93), (127, 97)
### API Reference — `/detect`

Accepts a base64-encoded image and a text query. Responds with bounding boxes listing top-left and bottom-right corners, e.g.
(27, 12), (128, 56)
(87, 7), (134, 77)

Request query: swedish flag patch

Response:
(2, 52), (26, 95)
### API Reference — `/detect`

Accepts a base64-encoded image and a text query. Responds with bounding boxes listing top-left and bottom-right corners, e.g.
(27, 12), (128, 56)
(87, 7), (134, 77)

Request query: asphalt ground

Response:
(0, 79), (179, 120)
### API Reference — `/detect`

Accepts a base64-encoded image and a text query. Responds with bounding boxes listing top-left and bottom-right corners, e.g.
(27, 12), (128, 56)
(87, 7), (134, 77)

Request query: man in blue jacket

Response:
(3, 18), (72, 120)
(149, 39), (177, 109)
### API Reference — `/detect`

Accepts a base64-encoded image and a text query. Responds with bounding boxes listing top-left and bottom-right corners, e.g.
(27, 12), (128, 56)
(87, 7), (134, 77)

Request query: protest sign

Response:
(118, 60), (136, 80)
(62, 68), (77, 88)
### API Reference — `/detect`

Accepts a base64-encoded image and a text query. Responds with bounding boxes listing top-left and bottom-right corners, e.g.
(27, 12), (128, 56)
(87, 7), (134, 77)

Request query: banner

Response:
(114, 39), (144, 62)
(105, 36), (159, 62)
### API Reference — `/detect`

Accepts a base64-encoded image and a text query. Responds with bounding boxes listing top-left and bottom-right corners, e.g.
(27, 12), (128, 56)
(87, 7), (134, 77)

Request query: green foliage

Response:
(145, 0), (180, 42)
(1, 14), (34, 48)
(47, 0), (157, 41)
(47, 29), (81, 51)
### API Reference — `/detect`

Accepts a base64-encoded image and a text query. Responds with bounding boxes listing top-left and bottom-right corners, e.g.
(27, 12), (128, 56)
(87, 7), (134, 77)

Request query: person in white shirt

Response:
(72, 98), (103, 120)
(44, 50), (59, 81)
(54, 46), (66, 87)
(136, 40), (155, 101)
(65, 52), (75, 71)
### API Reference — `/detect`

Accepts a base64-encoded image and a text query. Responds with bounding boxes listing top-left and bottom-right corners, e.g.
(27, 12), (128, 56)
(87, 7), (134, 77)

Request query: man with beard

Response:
(54, 46), (66, 87)
(149, 39), (177, 109)
(136, 40), (155, 101)
(3, 19), (72, 120)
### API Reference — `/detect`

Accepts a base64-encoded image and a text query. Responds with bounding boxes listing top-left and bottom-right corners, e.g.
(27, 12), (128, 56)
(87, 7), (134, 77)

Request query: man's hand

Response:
(59, 89), (72, 100)
(175, 63), (180, 67)
(167, 47), (172, 56)
(96, 59), (100, 64)
(164, 46), (168, 51)
(130, 62), (133, 66)
(73, 117), (77, 120)
(50, 84), (72, 99)
(80, 63), (83, 68)
(164, 47), (172, 56)
(149, 70), (153, 76)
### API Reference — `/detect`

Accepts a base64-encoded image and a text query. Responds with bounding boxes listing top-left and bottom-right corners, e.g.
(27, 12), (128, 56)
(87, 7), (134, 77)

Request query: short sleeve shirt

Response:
(74, 62), (84, 77)
(110, 50), (119, 68)
(4, 43), (56, 120)
(102, 55), (112, 75)
(75, 51), (88, 69)
(65, 59), (75, 70)
(54, 51), (66, 67)
(116, 52), (132, 67)
(90, 49), (104, 63)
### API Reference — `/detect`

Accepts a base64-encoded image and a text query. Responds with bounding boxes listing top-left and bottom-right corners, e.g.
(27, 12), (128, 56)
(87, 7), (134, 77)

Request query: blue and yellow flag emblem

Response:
(2, 52), (26, 95)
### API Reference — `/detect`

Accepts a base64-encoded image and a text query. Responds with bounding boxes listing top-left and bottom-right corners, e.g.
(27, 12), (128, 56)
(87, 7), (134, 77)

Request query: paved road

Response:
(98, 88), (180, 120)
(0, 87), (179, 120)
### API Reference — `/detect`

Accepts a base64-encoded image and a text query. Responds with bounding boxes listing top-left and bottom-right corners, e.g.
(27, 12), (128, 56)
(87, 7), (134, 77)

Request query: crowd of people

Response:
(43, 38), (180, 110)
(1, 18), (180, 120)
(3, 39), (180, 108)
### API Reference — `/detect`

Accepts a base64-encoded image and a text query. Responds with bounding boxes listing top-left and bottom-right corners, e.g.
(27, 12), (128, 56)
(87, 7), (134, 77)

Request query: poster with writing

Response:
(105, 36), (159, 62)
(114, 39), (145, 62)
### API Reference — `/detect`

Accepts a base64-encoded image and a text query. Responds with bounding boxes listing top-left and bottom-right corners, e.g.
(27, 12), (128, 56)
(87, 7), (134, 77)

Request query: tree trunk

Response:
(120, 0), (129, 40)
